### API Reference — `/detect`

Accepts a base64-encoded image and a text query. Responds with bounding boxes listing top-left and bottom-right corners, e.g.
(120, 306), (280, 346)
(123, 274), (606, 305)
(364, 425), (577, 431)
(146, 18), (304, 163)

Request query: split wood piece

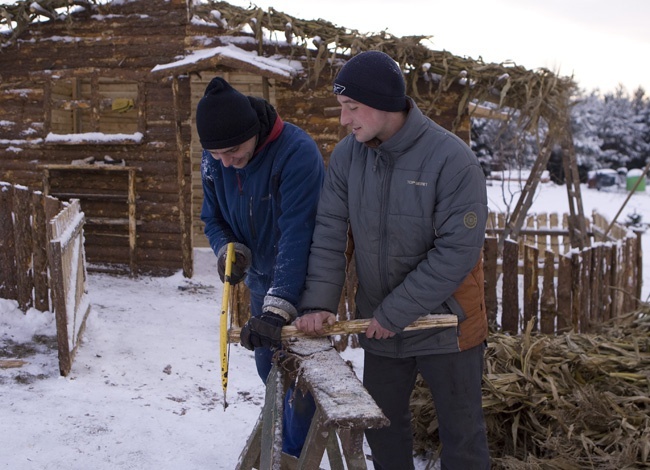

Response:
(227, 314), (458, 343)
(0, 359), (28, 369)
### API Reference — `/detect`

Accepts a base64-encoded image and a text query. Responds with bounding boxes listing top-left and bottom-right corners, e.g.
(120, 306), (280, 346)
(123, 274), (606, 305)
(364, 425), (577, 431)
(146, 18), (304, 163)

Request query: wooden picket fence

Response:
(484, 212), (643, 334)
(0, 182), (91, 375)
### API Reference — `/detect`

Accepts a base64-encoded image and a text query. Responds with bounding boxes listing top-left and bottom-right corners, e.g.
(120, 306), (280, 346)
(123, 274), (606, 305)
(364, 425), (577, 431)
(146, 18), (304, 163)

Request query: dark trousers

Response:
(363, 344), (490, 470)
(251, 292), (316, 458)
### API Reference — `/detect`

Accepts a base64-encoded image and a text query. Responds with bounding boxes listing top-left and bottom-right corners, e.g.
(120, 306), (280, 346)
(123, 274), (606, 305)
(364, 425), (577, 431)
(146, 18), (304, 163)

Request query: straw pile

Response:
(411, 311), (650, 469)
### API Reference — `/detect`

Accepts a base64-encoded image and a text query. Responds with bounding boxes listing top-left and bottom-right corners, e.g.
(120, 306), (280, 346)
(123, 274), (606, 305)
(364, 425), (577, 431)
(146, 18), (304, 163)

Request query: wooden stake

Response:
(228, 314), (458, 343)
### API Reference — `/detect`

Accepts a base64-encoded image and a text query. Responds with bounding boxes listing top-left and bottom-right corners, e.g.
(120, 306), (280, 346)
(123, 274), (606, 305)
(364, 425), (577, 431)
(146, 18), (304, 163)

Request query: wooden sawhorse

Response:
(236, 338), (389, 470)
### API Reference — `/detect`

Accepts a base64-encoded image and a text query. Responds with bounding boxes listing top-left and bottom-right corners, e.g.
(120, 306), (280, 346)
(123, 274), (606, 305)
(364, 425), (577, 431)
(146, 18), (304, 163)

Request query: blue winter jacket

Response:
(200, 122), (324, 308)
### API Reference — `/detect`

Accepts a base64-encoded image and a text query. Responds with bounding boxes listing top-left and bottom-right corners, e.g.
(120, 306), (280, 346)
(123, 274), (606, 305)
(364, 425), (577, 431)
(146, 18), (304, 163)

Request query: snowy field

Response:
(1, 179), (649, 469)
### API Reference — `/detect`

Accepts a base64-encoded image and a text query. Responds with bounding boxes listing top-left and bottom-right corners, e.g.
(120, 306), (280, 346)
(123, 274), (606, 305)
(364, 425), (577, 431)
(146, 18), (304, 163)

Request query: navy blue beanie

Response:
(196, 77), (260, 149)
(333, 51), (407, 112)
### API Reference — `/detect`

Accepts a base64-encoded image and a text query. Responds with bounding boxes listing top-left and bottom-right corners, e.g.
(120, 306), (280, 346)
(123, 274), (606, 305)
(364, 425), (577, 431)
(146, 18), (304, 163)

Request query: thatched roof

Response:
(1, 0), (576, 131)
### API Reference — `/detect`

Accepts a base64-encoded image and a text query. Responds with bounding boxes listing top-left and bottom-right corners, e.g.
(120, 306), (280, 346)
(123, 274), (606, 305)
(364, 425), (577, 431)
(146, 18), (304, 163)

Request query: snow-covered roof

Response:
(150, 43), (299, 82)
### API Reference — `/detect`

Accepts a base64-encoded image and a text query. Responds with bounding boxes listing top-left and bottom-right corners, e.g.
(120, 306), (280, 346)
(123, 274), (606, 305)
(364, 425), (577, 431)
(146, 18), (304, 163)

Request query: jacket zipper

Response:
(236, 172), (257, 240)
(378, 151), (393, 297)
(249, 196), (257, 240)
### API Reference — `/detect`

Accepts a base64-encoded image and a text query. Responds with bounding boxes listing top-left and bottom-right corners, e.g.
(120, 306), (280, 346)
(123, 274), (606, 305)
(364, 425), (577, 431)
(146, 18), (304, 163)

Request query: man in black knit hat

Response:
(296, 51), (491, 469)
(196, 77), (324, 457)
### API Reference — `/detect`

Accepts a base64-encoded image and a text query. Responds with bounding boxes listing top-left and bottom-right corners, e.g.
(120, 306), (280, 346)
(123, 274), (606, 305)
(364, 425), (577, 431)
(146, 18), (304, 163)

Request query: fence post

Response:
(0, 184), (17, 301)
(556, 254), (572, 332)
(501, 239), (519, 334)
(32, 192), (50, 312)
(540, 250), (556, 334)
(483, 237), (498, 327)
(13, 186), (34, 312)
(523, 245), (539, 331)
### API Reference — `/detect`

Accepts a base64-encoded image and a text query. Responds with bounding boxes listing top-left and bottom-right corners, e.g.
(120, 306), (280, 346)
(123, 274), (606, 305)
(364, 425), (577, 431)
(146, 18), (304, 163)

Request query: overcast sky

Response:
(226, 0), (650, 95)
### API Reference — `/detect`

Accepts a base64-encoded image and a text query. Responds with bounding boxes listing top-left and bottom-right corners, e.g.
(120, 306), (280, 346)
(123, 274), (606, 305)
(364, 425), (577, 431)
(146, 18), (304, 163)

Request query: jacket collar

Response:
(368, 98), (428, 157)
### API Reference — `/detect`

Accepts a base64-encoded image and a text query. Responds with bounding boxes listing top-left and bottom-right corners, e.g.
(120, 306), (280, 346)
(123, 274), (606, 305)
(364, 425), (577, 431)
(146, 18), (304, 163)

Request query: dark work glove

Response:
(240, 312), (288, 351)
(217, 242), (252, 285)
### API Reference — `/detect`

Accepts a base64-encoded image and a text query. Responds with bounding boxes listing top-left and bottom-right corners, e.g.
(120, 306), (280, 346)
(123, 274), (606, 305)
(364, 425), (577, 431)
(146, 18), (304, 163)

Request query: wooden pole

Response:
(602, 159), (650, 239)
(228, 314), (458, 343)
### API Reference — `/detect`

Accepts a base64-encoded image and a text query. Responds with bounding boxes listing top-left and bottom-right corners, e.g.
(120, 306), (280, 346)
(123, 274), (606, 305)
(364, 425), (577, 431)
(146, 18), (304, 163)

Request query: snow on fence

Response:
(47, 199), (92, 376)
(484, 211), (642, 334)
(0, 182), (91, 375)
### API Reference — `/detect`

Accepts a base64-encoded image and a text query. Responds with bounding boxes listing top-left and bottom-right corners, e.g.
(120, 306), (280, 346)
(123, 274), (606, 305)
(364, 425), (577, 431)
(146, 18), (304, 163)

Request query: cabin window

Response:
(49, 77), (139, 135)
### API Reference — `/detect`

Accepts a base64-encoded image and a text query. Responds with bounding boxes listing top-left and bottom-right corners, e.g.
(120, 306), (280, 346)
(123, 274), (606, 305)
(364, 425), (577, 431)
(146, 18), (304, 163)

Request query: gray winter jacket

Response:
(300, 98), (488, 357)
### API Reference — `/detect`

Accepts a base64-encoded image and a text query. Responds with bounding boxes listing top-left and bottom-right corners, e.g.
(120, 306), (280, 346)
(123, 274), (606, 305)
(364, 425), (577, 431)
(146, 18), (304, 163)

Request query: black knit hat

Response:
(196, 77), (260, 149)
(333, 51), (407, 112)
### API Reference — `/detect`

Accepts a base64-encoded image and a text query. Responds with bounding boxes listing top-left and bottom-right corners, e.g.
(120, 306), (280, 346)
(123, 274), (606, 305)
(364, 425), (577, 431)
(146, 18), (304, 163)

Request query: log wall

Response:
(0, 1), (193, 276)
(0, 0), (470, 276)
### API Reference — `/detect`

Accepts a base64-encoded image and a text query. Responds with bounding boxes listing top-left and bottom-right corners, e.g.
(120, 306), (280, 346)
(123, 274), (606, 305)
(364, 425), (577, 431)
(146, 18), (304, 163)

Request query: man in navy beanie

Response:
(197, 77), (324, 457)
(296, 51), (491, 469)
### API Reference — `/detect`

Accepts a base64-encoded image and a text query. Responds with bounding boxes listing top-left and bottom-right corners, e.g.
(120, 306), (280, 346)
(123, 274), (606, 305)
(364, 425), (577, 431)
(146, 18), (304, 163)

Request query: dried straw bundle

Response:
(411, 311), (650, 469)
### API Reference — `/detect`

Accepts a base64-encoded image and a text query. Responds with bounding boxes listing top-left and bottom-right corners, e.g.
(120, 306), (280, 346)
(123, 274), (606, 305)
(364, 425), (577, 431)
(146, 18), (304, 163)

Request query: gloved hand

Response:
(217, 242), (252, 285)
(240, 296), (297, 350)
(240, 312), (287, 350)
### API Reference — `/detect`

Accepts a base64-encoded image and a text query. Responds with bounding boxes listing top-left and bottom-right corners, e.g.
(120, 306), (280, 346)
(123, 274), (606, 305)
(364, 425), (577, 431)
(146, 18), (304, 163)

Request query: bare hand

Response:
(293, 311), (336, 335)
(365, 317), (395, 340)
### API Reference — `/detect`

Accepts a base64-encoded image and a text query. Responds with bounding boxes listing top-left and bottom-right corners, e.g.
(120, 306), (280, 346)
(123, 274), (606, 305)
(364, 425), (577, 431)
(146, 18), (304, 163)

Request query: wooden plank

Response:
(259, 365), (284, 470)
(0, 359), (28, 368)
(522, 215), (535, 254)
(611, 243), (623, 322)
(634, 231), (643, 309)
(47, 200), (91, 376)
(32, 192), (50, 312)
(556, 254), (572, 332)
(172, 76), (193, 278)
(562, 214), (571, 254)
(549, 212), (560, 255)
(571, 253), (581, 333)
(325, 430), (345, 470)
(604, 245), (615, 322)
(598, 245), (609, 324)
(287, 338), (388, 430)
(0, 184), (17, 300)
(537, 213), (548, 254)
(296, 410), (331, 469)
(235, 413), (263, 470)
(337, 428), (367, 470)
(501, 239), (519, 334)
(127, 168), (138, 276)
(486, 212), (497, 231)
(540, 250), (557, 334)
(625, 237), (637, 313)
(13, 186), (34, 312)
(483, 237), (498, 326)
(523, 244), (539, 331)
(579, 250), (591, 333)
(590, 246), (601, 329)
(48, 233), (71, 374)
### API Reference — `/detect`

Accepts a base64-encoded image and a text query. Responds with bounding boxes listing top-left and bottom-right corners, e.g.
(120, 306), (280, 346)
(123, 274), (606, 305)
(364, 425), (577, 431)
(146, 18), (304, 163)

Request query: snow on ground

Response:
(1, 180), (649, 469)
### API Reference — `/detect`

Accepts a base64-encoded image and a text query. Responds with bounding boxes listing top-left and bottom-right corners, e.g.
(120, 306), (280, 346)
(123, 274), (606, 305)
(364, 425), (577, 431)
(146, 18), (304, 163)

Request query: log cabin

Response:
(0, 0), (575, 276)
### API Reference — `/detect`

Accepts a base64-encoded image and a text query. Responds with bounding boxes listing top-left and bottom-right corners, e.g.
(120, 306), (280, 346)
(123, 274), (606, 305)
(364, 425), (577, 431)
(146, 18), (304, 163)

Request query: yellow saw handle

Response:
(220, 242), (235, 409)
